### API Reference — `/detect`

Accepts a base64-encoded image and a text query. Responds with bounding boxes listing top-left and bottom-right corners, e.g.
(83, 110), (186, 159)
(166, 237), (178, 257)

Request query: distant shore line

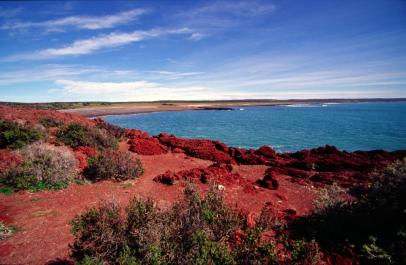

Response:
(54, 98), (406, 117)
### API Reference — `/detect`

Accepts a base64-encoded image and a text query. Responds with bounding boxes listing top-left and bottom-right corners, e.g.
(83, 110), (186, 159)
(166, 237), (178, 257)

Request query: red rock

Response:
(257, 168), (279, 190)
(153, 163), (244, 186)
(254, 145), (277, 158)
(153, 170), (179, 185)
(157, 134), (234, 163)
(126, 129), (168, 155)
(73, 146), (97, 170)
(128, 138), (168, 155)
(172, 148), (184, 153)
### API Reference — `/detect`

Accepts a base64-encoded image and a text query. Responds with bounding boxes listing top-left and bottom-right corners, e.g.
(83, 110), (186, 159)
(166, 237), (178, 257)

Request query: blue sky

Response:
(0, 0), (405, 102)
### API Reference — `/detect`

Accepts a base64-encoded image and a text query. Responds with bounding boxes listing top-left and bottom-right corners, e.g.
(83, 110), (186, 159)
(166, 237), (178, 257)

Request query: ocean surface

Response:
(104, 102), (406, 152)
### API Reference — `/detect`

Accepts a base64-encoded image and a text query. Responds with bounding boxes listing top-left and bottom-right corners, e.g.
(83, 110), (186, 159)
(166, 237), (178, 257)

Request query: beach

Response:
(57, 98), (405, 117)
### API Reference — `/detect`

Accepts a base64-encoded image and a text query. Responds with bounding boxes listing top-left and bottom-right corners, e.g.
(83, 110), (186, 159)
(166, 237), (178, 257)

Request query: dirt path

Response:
(0, 153), (315, 265)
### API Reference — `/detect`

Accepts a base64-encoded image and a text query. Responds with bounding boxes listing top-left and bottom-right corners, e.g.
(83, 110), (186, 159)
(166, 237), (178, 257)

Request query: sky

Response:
(0, 0), (405, 102)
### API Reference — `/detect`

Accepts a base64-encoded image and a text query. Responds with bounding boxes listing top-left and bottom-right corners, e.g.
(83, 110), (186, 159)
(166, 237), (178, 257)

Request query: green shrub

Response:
(0, 120), (44, 149)
(56, 122), (117, 149)
(84, 149), (143, 181)
(39, 116), (64, 128)
(70, 187), (295, 265)
(94, 118), (125, 139)
(292, 159), (406, 265)
(4, 143), (78, 191)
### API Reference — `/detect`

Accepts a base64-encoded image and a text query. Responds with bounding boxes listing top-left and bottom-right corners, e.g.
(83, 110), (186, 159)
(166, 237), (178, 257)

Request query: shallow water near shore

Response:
(105, 102), (406, 152)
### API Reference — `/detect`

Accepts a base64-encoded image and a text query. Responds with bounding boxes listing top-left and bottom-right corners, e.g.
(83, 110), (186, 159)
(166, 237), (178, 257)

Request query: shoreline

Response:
(58, 98), (406, 117)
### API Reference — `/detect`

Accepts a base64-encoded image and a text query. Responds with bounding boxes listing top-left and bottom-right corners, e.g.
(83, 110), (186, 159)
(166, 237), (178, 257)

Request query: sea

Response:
(104, 101), (406, 152)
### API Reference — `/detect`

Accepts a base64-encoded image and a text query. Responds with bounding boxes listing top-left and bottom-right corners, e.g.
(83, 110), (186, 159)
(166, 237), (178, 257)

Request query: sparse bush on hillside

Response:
(39, 116), (64, 128)
(4, 143), (78, 191)
(0, 119), (44, 149)
(0, 221), (17, 240)
(56, 122), (117, 149)
(292, 159), (406, 265)
(94, 118), (125, 139)
(70, 186), (320, 265)
(84, 149), (143, 181)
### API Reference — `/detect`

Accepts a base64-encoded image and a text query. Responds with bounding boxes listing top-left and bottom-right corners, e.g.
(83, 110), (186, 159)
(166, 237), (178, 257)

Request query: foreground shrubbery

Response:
(56, 122), (117, 149)
(70, 187), (320, 265)
(2, 143), (78, 191)
(0, 120), (44, 149)
(292, 159), (406, 265)
(84, 149), (143, 181)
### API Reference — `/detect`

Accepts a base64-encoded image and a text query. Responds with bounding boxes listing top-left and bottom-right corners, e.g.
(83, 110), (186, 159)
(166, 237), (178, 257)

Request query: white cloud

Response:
(0, 64), (137, 85)
(48, 78), (405, 102)
(3, 28), (191, 61)
(188, 32), (206, 41)
(53, 79), (158, 95)
(2, 9), (146, 31)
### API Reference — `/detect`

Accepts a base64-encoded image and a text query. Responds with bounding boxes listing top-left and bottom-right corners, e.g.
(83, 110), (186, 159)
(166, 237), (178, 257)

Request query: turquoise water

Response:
(104, 102), (406, 152)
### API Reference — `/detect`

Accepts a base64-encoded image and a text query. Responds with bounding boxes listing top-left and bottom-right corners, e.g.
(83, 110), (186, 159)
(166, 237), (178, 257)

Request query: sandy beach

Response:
(57, 98), (404, 117)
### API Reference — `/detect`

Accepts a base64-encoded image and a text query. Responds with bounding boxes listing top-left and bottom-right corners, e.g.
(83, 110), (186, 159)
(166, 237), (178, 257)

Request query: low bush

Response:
(0, 222), (18, 240)
(84, 149), (143, 181)
(3, 143), (78, 191)
(39, 116), (64, 128)
(56, 122), (117, 149)
(292, 159), (406, 265)
(94, 118), (125, 139)
(70, 186), (320, 265)
(0, 120), (44, 149)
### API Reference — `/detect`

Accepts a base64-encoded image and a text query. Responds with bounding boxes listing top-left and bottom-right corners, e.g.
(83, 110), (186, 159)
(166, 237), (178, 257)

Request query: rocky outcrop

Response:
(157, 133), (234, 163)
(153, 163), (243, 186)
(127, 129), (168, 155)
(73, 146), (97, 170)
(127, 130), (405, 188)
(257, 168), (280, 190)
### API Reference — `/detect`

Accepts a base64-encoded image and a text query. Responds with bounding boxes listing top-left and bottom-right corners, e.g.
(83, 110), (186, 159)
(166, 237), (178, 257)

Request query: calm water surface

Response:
(104, 102), (406, 152)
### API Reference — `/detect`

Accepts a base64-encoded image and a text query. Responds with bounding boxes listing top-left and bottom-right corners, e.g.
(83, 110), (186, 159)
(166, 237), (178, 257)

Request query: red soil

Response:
(0, 150), (317, 264)
(0, 149), (21, 172)
(0, 105), (93, 127)
(0, 106), (405, 264)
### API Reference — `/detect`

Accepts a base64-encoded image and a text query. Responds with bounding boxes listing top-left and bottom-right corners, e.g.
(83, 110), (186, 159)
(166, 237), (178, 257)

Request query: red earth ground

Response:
(0, 147), (315, 264)
(0, 106), (404, 264)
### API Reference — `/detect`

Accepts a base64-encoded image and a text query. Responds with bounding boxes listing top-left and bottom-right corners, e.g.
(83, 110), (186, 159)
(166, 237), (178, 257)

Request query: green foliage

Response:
(84, 149), (143, 181)
(361, 236), (392, 265)
(56, 122), (117, 149)
(3, 143), (77, 191)
(292, 159), (406, 265)
(70, 187), (287, 265)
(39, 116), (64, 128)
(0, 120), (44, 149)
(0, 185), (15, 195)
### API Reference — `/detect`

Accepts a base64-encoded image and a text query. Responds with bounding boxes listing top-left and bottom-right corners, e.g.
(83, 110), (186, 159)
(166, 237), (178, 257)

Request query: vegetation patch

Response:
(0, 222), (18, 240)
(84, 149), (143, 181)
(292, 159), (406, 265)
(0, 120), (44, 149)
(70, 187), (320, 264)
(56, 122), (117, 149)
(3, 143), (78, 191)
(39, 116), (64, 128)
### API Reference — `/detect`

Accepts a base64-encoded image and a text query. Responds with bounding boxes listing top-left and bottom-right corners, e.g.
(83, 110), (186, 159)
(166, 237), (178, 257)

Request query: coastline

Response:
(58, 98), (406, 117)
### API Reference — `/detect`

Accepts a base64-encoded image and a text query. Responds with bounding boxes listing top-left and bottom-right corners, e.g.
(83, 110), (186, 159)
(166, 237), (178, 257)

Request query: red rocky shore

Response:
(125, 127), (406, 189)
